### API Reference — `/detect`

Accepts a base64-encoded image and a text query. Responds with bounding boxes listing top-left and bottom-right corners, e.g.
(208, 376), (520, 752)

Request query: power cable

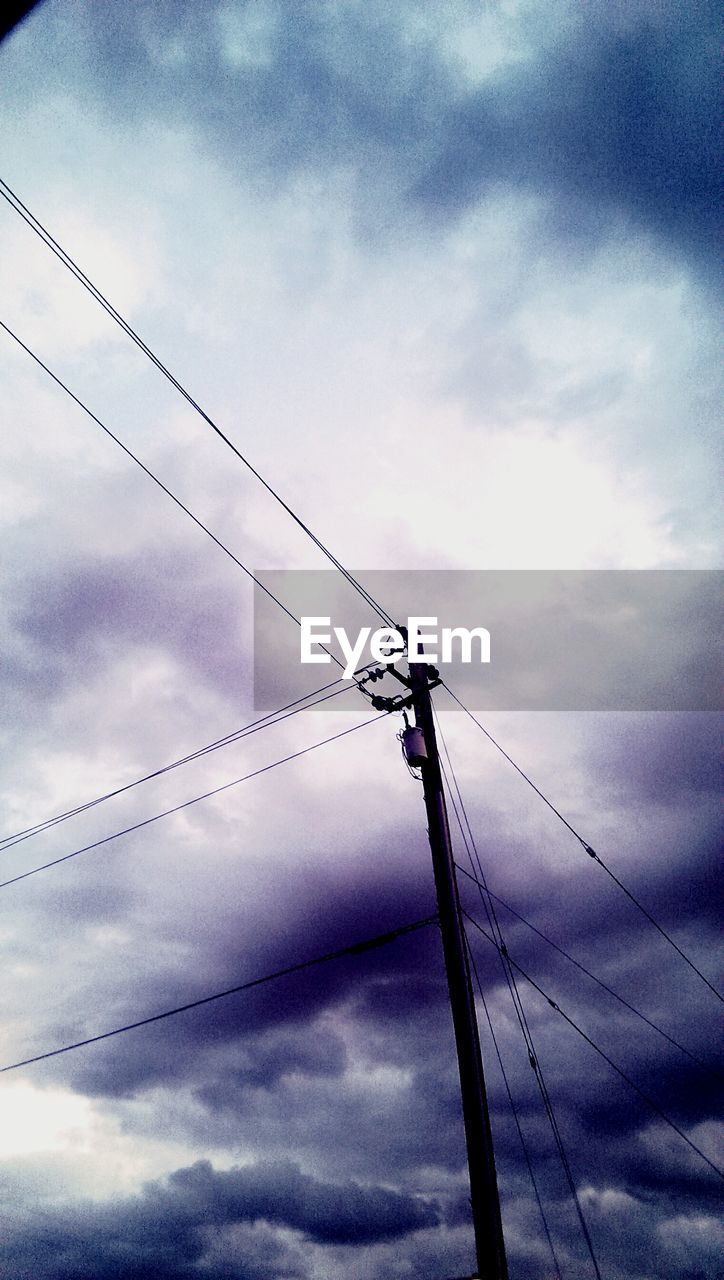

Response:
(442, 681), (722, 1004)
(0, 915), (437, 1074)
(463, 928), (563, 1280)
(0, 669), (378, 854)
(0, 179), (395, 628)
(0, 318), (361, 678)
(434, 705), (602, 1279)
(455, 864), (714, 1075)
(463, 908), (724, 1183)
(0, 712), (386, 891)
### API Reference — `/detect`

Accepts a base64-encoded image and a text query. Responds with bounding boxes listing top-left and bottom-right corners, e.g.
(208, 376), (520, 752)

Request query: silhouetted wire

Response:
(462, 908), (724, 1183)
(442, 681), (722, 1003)
(0, 669), (380, 853)
(454, 864), (713, 1075)
(440, 752), (603, 1274)
(434, 712), (602, 1280)
(463, 926), (563, 1280)
(0, 319), (371, 683)
(0, 713), (386, 891)
(0, 915), (438, 1073)
(0, 179), (395, 629)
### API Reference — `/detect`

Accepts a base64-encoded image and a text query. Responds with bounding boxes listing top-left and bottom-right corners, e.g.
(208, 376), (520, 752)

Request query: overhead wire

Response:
(0, 178), (395, 629)
(463, 908), (724, 1183)
(0, 915), (438, 1074)
(0, 711), (387, 891)
(463, 929), (563, 1280)
(442, 681), (722, 1004)
(454, 864), (714, 1075)
(0, 667), (379, 854)
(0, 318), (367, 683)
(434, 704), (602, 1280)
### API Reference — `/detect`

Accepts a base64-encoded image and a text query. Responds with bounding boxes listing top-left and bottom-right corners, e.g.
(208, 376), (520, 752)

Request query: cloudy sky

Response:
(0, 2), (722, 1277)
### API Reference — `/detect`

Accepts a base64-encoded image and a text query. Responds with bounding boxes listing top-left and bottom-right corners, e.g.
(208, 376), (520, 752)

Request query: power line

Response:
(434, 710), (601, 1280)
(455, 863), (714, 1075)
(0, 318), (364, 680)
(463, 908), (724, 1184)
(0, 178), (395, 629)
(442, 681), (722, 1004)
(0, 712), (386, 891)
(0, 682), (349, 850)
(464, 930), (563, 1280)
(0, 915), (438, 1074)
(0, 670), (379, 854)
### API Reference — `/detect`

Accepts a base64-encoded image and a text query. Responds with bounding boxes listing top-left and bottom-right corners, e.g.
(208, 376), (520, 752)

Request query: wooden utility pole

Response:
(407, 660), (508, 1280)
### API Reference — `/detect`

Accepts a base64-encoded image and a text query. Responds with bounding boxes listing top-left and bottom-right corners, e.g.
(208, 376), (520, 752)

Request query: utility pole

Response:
(365, 644), (508, 1277)
(407, 659), (508, 1280)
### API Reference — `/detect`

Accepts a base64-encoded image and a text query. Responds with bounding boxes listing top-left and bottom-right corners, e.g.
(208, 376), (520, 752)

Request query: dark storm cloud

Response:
(414, 3), (723, 267)
(44, 855), (440, 1100)
(18, 0), (723, 268)
(0, 1158), (439, 1279)
(11, 709), (719, 1215)
(4, 815), (723, 1280)
(31, 802), (720, 1229)
(162, 1158), (440, 1243)
(5, 688), (719, 1224)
